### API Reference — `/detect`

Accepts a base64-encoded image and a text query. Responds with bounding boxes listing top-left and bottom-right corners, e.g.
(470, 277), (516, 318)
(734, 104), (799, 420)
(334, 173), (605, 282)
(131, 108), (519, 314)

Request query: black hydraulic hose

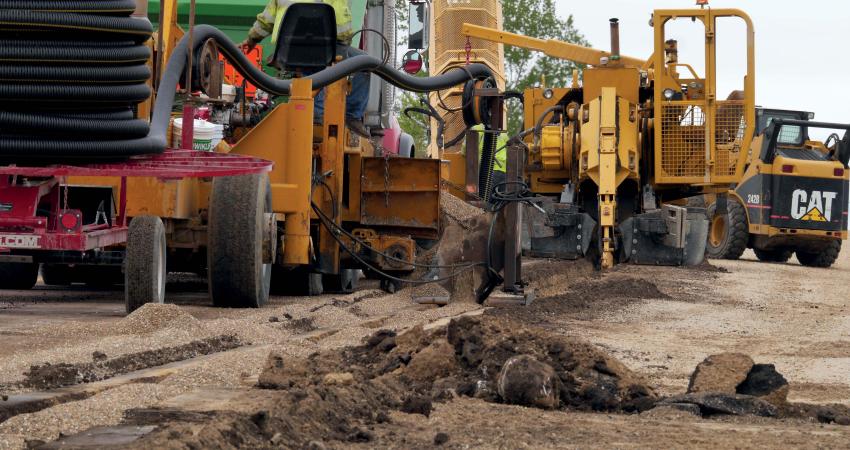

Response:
(149, 25), (494, 148)
(478, 130), (497, 203)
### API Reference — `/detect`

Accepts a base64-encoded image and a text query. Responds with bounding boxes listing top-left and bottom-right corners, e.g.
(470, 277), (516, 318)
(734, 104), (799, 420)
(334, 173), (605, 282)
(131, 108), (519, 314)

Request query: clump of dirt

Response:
(283, 317), (318, 334)
(125, 315), (657, 449)
(110, 304), (202, 335)
(489, 274), (669, 325)
(687, 259), (729, 273)
(21, 335), (242, 390)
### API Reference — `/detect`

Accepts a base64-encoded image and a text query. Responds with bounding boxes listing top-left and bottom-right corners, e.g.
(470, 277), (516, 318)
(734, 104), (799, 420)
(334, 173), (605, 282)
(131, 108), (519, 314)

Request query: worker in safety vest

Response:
(242, 0), (371, 137)
(471, 124), (509, 195)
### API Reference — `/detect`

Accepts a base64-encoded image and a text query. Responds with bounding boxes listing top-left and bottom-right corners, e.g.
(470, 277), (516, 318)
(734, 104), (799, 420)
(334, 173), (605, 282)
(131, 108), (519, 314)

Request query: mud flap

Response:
(620, 205), (708, 266)
(523, 201), (596, 260)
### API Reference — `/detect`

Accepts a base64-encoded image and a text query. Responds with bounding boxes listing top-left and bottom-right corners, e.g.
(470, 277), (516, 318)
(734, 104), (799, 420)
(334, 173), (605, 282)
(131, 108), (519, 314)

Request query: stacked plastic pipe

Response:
(0, 1), (155, 159)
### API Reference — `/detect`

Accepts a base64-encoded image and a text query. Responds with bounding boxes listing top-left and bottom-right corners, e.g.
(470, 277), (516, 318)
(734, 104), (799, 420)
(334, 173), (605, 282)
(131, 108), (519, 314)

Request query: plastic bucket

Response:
(172, 118), (217, 151)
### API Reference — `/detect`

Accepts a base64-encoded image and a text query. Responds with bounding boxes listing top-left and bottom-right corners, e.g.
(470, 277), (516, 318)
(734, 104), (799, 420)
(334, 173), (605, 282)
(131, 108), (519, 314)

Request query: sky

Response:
(554, 0), (850, 139)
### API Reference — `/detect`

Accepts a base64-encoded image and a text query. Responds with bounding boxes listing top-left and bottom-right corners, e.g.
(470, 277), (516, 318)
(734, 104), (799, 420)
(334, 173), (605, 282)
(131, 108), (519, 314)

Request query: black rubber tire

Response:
(796, 240), (842, 268)
(125, 215), (166, 314)
(0, 262), (38, 290)
(323, 269), (358, 294)
(208, 174), (272, 308)
(706, 198), (748, 260)
(41, 264), (75, 286)
(753, 248), (793, 263)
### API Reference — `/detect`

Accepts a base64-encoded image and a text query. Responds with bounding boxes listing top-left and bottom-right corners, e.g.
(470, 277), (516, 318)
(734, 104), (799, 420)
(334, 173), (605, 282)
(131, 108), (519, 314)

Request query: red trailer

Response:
(0, 151), (274, 313)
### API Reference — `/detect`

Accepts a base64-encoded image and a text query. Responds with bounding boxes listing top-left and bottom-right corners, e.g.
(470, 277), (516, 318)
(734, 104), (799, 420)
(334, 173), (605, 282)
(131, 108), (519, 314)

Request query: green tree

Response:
(501, 0), (588, 134)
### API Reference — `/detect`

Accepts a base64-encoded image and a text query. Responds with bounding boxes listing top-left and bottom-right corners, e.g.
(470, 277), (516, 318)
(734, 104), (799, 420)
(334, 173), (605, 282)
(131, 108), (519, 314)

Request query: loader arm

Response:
(461, 23), (647, 68)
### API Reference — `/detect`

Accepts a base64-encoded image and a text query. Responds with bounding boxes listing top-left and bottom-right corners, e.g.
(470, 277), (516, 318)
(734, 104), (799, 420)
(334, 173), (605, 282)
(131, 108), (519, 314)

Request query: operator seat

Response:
(270, 3), (337, 72)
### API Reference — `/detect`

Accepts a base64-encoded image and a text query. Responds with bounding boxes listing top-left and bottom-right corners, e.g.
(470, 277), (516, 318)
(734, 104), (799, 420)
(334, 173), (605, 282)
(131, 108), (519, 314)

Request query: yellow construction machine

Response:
(39, 0), (494, 310)
(701, 107), (848, 267)
(457, 7), (766, 268)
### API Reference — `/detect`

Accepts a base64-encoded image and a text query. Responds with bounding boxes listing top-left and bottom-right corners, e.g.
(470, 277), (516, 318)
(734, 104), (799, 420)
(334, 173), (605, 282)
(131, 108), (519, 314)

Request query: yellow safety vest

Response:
(248, 0), (353, 45)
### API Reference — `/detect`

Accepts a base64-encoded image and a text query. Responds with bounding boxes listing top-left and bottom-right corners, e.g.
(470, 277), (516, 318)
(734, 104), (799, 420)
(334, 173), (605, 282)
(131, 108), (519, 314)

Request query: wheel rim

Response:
(156, 240), (165, 302)
(709, 214), (727, 248)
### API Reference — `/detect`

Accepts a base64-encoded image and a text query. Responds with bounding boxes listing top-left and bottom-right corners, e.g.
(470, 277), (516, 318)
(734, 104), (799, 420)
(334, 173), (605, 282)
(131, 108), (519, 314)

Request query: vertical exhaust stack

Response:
(609, 18), (621, 62)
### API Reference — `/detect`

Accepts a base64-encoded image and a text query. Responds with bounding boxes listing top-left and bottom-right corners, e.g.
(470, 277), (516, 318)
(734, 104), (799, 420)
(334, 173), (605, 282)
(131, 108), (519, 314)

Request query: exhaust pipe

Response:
(609, 18), (620, 61)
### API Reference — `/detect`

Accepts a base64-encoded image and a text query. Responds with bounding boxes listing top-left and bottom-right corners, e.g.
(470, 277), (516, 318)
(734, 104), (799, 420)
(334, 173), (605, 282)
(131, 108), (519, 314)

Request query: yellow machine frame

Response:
(463, 8), (757, 268)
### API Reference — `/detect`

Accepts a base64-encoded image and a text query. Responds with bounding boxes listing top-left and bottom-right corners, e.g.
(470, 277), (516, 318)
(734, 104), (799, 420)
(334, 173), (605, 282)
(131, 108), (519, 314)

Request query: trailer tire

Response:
(41, 264), (75, 286)
(706, 198), (748, 260)
(0, 262), (38, 290)
(208, 174), (272, 308)
(125, 215), (166, 314)
(796, 240), (841, 268)
(753, 248), (793, 263)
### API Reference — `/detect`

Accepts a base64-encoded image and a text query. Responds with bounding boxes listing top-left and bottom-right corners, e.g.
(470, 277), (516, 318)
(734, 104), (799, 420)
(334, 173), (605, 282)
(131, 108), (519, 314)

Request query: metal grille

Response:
(431, 0), (501, 76)
(660, 104), (707, 179)
(429, 0), (504, 156)
(714, 100), (745, 177)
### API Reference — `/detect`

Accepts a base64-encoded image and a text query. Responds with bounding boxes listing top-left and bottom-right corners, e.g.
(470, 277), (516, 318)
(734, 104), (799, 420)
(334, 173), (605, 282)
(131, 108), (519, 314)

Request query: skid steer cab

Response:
(706, 108), (849, 267)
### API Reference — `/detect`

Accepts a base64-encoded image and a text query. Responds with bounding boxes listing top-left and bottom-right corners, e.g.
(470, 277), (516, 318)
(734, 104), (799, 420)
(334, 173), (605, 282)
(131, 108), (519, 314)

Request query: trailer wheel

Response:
(208, 174), (272, 308)
(41, 264), (75, 286)
(0, 262), (38, 290)
(125, 215), (166, 314)
(706, 198), (748, 260)
(753, 248), (793, 263)
(796, 240), (841, 268)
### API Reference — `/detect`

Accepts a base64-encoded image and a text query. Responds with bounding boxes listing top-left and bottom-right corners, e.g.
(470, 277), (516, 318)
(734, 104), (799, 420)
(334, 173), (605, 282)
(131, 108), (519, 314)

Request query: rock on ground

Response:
(661, 393), (778, 417)
(736, 363), (789, 407)
(497, 355), (560, 409)
(686, 353), (754, 394)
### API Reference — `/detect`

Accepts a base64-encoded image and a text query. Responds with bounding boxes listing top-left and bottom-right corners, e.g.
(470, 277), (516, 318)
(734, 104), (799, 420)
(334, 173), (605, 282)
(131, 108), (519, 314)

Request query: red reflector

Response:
(781, 164), (794, 173)
(836, 168), (845, 177)
(60, 212), (79, 231)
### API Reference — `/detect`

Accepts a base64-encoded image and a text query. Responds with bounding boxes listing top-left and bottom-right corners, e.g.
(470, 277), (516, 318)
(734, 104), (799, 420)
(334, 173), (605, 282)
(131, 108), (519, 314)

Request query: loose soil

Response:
(0, 250), (848, 449)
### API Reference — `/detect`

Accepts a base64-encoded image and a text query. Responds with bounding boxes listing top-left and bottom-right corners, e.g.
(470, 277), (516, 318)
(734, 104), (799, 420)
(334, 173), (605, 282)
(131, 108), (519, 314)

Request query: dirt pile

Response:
(110, 304), (203, 335)
(121, 315), (657, 449)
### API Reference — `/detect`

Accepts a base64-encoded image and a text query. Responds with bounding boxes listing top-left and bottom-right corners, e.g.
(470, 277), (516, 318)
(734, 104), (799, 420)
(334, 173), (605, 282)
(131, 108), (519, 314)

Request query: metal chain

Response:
(62, 178), (69, 211)
(383, 153), (391, 208)
(465, 37), (472, 65)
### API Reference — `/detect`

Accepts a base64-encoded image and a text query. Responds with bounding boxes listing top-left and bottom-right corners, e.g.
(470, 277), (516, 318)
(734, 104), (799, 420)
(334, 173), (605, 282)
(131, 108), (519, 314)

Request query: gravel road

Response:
(0, 249), (848, 448)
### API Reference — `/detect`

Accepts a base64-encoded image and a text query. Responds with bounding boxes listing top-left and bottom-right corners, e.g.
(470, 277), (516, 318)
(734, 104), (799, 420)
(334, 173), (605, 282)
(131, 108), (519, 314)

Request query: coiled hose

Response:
(0, 5), (153, 159)
(0, 7), (492, 160)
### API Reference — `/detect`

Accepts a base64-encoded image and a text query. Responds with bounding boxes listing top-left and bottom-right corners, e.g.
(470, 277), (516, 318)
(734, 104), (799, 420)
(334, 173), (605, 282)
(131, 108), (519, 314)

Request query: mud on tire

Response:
(796, 240), (841, 268)
(706, 197), (748, 260)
